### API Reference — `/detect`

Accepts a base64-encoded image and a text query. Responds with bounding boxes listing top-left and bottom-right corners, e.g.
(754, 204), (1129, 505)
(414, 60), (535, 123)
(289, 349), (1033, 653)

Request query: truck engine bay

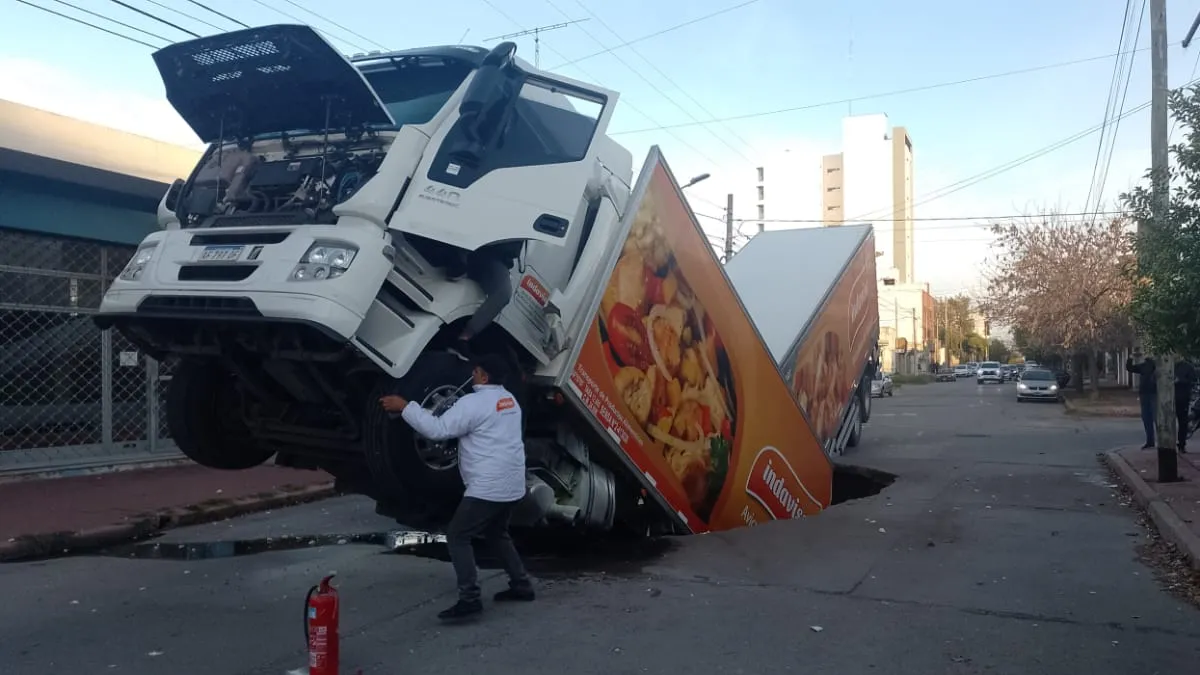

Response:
(177, 131), (393, 228)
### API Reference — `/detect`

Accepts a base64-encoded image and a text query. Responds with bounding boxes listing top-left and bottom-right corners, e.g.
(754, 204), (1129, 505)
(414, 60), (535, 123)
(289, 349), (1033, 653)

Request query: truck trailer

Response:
(94, 24), (875, 536)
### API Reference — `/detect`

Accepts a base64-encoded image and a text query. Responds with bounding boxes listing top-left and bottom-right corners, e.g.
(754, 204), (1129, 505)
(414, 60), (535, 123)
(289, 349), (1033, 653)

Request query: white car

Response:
(954, 364), (971, 378)
(976, 361), (1003, 384)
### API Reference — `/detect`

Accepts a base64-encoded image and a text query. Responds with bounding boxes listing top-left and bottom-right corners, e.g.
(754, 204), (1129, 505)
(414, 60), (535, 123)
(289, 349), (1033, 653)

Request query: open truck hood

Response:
(152, 24), (396, 144)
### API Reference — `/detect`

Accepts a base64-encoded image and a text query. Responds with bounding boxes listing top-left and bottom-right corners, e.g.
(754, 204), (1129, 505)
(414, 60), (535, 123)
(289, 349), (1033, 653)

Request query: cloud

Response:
(0, 57), (201, 149)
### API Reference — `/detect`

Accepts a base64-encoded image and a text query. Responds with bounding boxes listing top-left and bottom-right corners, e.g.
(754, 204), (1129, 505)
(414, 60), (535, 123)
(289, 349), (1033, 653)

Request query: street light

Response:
(681, 173), (711, 189)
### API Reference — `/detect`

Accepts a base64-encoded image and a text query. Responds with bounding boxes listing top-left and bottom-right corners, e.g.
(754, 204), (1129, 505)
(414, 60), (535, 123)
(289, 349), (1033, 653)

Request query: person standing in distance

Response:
(379, 352), (534, 621)
(1126, 353), (1158, 449)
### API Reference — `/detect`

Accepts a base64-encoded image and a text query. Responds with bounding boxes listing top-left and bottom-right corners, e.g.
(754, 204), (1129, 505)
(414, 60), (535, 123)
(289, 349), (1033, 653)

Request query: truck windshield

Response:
(359, 56), (475, 126)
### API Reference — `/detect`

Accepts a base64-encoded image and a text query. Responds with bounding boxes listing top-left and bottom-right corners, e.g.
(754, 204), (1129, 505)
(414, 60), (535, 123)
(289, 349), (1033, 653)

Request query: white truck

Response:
(95, 24), (875, 535)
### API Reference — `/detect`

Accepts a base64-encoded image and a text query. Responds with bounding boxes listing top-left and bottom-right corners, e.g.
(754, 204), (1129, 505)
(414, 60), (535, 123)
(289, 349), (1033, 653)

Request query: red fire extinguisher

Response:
(305, 574), (340, 675)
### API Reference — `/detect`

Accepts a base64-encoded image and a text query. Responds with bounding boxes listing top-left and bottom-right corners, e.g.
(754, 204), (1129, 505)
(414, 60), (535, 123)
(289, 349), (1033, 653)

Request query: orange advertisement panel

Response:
(564, 150), (832, 534)
(782, 236), (878, 447)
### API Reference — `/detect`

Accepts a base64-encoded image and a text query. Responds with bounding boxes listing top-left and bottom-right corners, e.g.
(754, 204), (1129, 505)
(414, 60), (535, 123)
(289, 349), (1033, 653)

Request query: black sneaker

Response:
(494, 587), (535, 602)
(437, 599), (482, 621)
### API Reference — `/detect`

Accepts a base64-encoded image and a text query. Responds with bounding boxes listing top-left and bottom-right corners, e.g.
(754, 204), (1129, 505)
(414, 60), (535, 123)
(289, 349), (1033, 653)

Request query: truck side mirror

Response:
(458, 41), (517, 146)
(163, 178), (185, 212)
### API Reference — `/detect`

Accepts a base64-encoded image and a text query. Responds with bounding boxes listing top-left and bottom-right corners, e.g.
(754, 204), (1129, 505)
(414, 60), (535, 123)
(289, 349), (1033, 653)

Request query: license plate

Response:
(199, 245), (244, 262)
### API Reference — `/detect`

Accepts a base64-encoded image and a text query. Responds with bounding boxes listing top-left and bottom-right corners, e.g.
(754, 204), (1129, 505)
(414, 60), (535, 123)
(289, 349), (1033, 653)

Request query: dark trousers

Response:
(462, 252), (513, 338)
(1176, 386), (1191, 451)
(1140, 393), (1157, 446)
(446, 496), (531, 603)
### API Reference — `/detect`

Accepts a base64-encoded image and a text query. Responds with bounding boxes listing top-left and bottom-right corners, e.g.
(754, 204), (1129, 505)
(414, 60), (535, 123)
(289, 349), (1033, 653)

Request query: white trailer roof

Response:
(723, 224), (872, 364)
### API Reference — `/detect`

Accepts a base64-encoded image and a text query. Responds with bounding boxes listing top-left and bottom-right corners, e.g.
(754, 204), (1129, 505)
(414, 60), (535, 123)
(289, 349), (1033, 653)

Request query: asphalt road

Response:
(3, 378), (1198, 674)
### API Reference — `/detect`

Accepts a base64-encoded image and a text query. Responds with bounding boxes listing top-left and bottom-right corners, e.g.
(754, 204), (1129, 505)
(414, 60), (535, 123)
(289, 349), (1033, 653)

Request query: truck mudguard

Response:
(557, 147), (832, 534)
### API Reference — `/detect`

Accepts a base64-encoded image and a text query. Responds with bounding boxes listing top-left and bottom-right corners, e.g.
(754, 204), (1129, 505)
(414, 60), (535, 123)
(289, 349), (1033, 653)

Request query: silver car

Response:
(871, 372), (894, 397)
(1015, 368), (1061, 402)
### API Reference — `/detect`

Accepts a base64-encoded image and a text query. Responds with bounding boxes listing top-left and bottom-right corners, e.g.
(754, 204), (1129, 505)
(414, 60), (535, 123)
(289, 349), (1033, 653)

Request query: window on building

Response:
(756, 166), (764, 182)
(756, 186), (764, 201)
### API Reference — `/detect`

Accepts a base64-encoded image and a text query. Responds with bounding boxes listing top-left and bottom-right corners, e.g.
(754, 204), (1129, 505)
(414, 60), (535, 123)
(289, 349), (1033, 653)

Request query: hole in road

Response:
(830, 463), (897, 505)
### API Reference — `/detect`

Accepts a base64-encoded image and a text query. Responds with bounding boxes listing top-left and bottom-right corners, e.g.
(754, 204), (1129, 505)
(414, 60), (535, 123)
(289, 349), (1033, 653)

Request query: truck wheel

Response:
(166, 359), (276, 470)
(859, 378), (873, 423)
(846, 412), (862, 448)
(363, 352), (474, 509)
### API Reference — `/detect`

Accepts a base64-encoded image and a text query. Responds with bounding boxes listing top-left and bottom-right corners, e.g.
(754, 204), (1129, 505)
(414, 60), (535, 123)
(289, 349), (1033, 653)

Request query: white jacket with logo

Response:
(401, 384), (527, 503)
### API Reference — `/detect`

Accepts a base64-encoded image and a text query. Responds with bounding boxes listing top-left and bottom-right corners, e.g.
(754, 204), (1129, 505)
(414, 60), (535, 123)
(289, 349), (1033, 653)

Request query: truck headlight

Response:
(120, 244), (158, 281)
(291, 242), (358, 281)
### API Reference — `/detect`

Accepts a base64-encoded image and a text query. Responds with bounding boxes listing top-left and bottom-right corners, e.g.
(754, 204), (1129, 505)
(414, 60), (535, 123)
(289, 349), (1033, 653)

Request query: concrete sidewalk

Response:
(1105, 447), (1200, 571)
(0, 463), (334, 561)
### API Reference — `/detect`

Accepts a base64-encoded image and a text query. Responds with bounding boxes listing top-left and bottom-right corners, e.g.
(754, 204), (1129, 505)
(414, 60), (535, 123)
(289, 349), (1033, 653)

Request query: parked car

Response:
(954, 364), (972, 378)
(871, 371), (894, 397)
(1016, 368), (1062, 402)
(936, 370), (957, 382)
(976, 361), (1003, 384)
(999, 365), (1015, 381)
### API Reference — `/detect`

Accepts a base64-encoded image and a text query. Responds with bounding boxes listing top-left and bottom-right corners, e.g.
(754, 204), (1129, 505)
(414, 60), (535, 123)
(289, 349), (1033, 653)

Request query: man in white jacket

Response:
(379, 353), (533, 621)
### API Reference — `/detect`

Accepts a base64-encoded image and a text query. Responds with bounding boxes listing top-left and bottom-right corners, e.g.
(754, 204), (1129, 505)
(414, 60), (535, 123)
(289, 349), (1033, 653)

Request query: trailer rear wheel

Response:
(165, 359), (277, 470)
(859, 377), (873, 423)
(364, 352), (474, 510)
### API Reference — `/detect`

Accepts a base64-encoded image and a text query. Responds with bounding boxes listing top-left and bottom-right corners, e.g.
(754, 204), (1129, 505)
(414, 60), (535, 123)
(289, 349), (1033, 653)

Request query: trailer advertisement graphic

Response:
(782, 236), (878, 447)
(568, 150), (833, 534)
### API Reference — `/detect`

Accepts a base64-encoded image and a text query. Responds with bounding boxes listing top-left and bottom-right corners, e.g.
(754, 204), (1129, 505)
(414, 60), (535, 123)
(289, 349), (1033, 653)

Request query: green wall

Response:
(0, 171), (161, 246)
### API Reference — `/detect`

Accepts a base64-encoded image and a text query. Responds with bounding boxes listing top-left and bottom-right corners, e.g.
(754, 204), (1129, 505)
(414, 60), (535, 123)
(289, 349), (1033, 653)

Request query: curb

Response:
(1103, 450), (1200, 572)
(0, 482), (338, 563)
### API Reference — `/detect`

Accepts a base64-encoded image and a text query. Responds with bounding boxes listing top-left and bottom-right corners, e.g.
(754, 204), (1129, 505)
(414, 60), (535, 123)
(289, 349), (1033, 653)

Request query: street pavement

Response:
(2, 379), (1199, 674)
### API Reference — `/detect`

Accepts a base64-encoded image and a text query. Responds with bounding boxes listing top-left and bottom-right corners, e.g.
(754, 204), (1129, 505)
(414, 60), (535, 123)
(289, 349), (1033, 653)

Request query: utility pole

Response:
(723, 193), (734, 263)
(1149, 0), (1178, 481)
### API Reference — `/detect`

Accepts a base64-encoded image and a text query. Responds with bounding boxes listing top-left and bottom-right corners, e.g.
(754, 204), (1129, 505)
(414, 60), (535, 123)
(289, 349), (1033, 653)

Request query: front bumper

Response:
(1017, 387), (1061, 400)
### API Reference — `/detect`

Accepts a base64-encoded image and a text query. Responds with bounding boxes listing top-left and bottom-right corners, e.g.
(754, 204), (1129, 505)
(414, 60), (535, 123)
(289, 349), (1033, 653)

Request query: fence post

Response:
(146, 357), (160, 453)
(100, 249), (114, 448)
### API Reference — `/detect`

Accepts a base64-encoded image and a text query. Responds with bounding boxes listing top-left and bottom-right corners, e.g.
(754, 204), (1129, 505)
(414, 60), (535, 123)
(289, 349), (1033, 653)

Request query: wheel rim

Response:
(412, 382), (468, 471)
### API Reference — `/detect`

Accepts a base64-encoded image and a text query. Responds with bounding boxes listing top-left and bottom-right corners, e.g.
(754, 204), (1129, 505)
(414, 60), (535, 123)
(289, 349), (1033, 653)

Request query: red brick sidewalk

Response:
(0, 464), (334, 560)
(1106, 448), (1200, 570)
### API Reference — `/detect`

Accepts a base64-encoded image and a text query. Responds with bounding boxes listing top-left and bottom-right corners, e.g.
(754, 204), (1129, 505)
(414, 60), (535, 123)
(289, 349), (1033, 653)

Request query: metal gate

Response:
(0, 227), (179, 474)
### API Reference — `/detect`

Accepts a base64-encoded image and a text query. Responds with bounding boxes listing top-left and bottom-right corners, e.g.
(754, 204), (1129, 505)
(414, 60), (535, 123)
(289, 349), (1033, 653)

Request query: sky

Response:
(2, 0), (1196, 299)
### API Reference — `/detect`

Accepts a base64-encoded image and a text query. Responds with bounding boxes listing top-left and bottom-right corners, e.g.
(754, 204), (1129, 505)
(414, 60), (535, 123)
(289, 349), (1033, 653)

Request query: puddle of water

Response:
(102, 533), (388, 560)
(830, 464), (897, 506)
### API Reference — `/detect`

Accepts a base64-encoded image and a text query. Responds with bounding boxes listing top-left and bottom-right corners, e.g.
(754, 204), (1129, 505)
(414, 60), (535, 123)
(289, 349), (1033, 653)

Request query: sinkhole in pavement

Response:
(95, 464), (894, 572)
(830, 463), (897, 506)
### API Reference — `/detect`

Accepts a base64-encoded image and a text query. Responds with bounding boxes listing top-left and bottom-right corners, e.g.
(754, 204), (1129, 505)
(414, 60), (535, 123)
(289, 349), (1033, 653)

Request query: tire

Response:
(846, 412), (862, 448)
(976, 379), (983, 385)
(859, 380), (873, 423)
(363, 351), (476, 511)
(166, 359), (277, 470)
(887, 388), (894, 397)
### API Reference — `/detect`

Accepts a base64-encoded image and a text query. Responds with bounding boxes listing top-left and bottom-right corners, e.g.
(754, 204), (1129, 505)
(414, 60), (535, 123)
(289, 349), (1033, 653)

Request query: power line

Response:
(548, 0), (763, 70)
(276, 0), (388, 50)
(477, 0), (725, 168)
(611, 41), (1177, 135)
(143, 0), (226, 32)
(715, 211), (1126, 225)
(566, 0), (760, 158)
(1093, 0), (1144, 217)
(246, 0), (369, 52)
(1084, 0), (1134, 217)
(183, 0), (249, 29)
(543, 0), (756, 165)
(46, 0), (171, 43)
(13, 0), (159, 48)
(106, 0), (199, 37)
(845, 81), (1199, 223)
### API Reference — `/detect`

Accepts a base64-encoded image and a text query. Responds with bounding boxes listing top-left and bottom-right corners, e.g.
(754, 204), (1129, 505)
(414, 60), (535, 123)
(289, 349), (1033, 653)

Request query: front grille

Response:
(178, 265), (256, 281)
(190, 232), (290, 246)
(136, 295), (261, 317)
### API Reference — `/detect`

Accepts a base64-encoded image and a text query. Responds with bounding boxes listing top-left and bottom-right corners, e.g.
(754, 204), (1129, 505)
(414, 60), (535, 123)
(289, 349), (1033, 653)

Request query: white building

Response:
(821, 114), (915, 285)
(878, 280), (935, 375)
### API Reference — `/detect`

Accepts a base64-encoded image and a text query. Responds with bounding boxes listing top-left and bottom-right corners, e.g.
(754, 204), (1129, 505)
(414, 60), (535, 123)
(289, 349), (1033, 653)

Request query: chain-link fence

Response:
(0, 227), (179, 474)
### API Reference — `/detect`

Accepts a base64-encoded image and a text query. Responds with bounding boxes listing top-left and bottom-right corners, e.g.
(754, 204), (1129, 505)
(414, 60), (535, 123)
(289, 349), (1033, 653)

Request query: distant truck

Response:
(94, 24), (863, 536)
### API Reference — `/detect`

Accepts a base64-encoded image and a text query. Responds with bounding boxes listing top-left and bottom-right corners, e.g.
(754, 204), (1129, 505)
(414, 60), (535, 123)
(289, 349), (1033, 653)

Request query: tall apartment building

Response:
(821, 114), (914, 284)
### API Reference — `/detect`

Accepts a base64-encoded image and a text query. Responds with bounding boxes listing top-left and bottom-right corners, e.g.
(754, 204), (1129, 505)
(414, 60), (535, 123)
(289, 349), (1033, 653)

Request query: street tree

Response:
(935, 294), (975, 363)
(1122, 85), (1200, 360)
(982, 212), (1135, 397)
(988, 337), (1012, 364)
